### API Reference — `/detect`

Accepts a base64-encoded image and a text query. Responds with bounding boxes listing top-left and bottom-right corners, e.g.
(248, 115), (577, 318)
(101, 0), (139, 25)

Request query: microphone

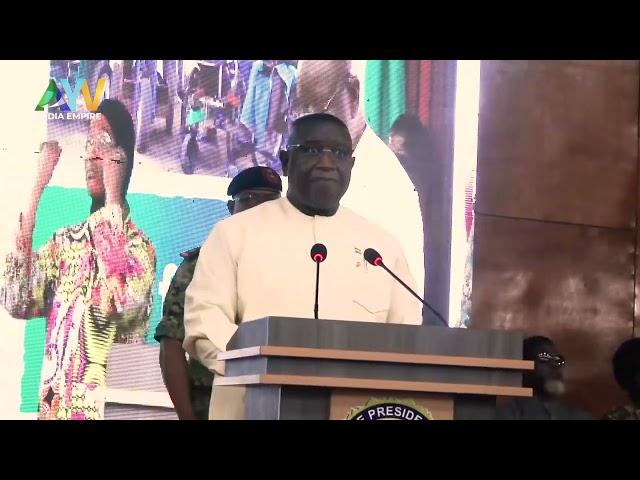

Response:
(363, 248), (449, 327)
(310, 243), (327, 320)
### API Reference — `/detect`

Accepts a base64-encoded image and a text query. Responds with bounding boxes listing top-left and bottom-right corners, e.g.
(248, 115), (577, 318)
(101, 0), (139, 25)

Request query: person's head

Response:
(226, 166), (282, 215)
(292, 60), (365, 145)
(522, 335), (566, 398)
(85, 99), (135, 212)
(389, 114), (426, 161)
(612, 338), (640, 405)
(279, 113), (355, 216)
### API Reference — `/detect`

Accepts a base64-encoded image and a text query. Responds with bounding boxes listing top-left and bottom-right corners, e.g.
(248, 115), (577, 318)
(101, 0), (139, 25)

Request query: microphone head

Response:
(310, 243), (327, 263)
(363, 248), (383, 267)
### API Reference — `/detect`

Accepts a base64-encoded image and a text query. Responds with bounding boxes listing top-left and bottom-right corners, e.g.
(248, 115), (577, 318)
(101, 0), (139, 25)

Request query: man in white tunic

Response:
(184, 113), (422, 420)
(293, 60), (425, 309)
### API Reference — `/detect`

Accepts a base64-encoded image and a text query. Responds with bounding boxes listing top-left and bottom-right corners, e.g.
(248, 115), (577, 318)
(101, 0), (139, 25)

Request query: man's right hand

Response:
(36, 141), (62, 188)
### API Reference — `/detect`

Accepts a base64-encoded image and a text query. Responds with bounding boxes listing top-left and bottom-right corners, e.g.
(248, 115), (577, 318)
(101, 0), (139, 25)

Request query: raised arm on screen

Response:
(1, 142), (61, 319)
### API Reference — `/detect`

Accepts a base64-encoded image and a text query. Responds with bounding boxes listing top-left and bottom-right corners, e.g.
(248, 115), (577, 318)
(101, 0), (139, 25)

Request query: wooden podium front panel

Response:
(330, 389), (454, 420)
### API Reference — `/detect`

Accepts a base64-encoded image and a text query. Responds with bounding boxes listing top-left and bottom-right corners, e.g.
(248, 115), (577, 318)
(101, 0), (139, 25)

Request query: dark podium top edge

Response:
(227, 316), (525, 361)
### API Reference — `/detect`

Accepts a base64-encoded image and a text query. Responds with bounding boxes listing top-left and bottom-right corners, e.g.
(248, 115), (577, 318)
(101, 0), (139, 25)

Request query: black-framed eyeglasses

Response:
(288, 144), (353, 161)
(537, 352), (565, 366)
(232, 191), (281, 202)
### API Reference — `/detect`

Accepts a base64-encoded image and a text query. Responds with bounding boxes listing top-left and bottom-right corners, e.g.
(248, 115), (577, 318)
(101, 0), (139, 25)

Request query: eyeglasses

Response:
(233, 192), (281, 202)
(288, 144), (353, 161)
(537, 352), (565, 366)
(85, 132), (115, 153)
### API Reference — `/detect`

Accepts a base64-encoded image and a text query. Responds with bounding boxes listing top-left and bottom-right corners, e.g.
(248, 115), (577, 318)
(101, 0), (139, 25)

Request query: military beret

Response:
(227, 166), (283, 197)
(180, 247), (201, 259)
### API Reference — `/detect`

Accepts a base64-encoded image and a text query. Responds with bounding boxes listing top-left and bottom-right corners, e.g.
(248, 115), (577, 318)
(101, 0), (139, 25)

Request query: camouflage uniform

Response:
(154, 247), (213, 420)
(603, 405), (640, 420)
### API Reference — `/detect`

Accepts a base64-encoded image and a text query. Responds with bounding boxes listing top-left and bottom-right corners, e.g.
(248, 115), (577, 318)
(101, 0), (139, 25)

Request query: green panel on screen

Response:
(364, 60), (407, 141)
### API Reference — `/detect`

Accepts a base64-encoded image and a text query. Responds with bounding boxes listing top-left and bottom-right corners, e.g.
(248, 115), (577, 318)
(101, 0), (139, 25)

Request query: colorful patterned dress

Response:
(1, 204), (156, 420)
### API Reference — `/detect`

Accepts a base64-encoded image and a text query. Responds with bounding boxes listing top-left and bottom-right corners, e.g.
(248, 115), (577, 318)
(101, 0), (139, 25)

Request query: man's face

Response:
(526, 341), (566, 397)
(279, 121), (355, 213)
(389, 132), (407, 158)
(84, 116), (115, 198)
(227, 188), (281, 215)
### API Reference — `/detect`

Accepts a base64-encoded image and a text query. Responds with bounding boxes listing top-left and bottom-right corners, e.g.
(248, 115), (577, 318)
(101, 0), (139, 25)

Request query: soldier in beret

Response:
(154, 166), (282, 420)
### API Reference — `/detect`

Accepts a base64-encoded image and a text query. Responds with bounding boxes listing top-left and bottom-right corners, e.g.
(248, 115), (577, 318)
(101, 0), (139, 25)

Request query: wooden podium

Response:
(214, 317), (533, 420)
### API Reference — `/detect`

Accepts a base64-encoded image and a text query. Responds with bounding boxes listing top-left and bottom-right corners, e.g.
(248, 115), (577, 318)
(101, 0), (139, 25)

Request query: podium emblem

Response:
(345, 398), (433, 420)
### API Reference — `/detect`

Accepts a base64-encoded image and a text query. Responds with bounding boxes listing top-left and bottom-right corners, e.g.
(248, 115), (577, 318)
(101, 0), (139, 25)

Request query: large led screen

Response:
(0, 60), (478, 419)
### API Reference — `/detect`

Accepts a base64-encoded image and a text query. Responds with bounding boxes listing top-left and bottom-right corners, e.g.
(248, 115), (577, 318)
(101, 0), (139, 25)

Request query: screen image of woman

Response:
(1, 99), (156, 420)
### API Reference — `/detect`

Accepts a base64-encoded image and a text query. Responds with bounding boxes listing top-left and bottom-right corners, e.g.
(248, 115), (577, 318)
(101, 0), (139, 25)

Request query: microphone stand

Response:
(379, 262), (448, 327)
(314, 260), (320, 320)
